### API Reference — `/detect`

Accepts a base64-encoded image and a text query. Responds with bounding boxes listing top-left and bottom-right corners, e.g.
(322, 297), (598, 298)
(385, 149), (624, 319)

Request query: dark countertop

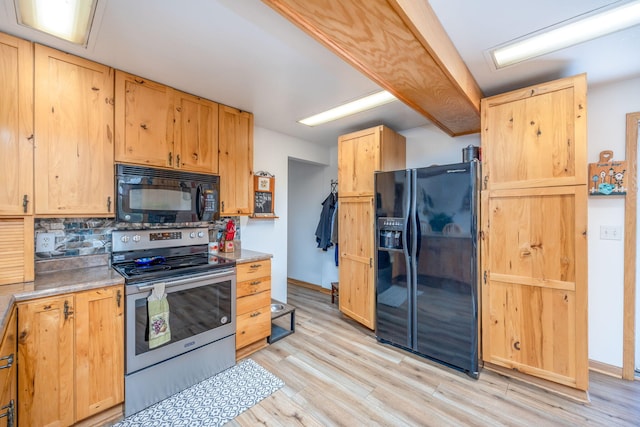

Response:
(0, 249), (273, 333)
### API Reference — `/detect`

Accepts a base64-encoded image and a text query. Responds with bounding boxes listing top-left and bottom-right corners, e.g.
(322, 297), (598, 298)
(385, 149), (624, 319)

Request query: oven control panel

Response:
(112, 227), (209, 252)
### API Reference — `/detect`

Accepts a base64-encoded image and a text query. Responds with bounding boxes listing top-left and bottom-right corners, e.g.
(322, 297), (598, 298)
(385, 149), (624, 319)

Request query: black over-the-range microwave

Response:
(115, 164), (220, 224)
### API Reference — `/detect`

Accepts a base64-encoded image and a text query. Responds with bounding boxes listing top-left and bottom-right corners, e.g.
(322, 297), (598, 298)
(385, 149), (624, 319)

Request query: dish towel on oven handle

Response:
(148, 282), (171, 349)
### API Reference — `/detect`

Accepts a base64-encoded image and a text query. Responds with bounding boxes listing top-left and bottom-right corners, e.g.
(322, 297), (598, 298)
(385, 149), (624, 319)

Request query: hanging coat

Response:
(315, 193), (336, 251)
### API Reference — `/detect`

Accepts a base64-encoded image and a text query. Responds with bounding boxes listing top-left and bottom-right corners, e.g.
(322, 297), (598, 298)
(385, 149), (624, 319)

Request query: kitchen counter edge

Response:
(219, 249), (273, 264)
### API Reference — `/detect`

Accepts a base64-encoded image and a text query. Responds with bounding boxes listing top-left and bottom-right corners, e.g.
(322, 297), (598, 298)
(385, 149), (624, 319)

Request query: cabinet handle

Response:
(64, 300), (74, 320)
(176, 154), (181, 167)
(0, 400), (14, 427)
(250, 264), (262, 269)
(116, 289), (122, 308)
(0, 354), (13, 370)
(513, 341), (521, 351)
(168, 152), (173, 166)
(22, 194), (29, 213)
(221, 201), (225, 212)
(107, 196), (112, 213)
(250, 311), (261, 317)
(250, 281), (261, 286)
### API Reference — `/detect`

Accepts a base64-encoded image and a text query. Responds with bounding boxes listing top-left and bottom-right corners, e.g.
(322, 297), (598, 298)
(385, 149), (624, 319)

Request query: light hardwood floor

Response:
(230, 284), (640, 427)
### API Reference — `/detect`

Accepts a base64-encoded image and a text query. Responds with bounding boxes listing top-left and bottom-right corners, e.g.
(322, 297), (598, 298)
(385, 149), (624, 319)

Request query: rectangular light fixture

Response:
(15, 0), (98, 46)
(298, 90), (397, 126)
(490, 0), (640, 68)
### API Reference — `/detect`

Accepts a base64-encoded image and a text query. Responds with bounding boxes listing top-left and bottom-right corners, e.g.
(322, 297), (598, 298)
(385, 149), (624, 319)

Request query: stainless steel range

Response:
(112, 227), (236, 417)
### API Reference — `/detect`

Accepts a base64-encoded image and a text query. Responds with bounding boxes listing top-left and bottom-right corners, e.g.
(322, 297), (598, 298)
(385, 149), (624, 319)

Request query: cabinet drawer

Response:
(237, 277), (271, 298)
(237, 290), (270, 316)
(237, 259), (271, 282)
(236, 308), (270, 349)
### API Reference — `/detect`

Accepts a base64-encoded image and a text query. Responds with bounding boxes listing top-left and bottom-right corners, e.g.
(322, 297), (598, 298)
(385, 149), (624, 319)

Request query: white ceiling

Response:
(1, 0), (639, 146)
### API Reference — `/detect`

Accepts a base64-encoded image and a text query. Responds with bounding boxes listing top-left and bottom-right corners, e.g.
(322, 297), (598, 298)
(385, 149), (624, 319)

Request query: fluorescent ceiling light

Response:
(15, 0), (98, 46)
(490, 0), (640, 68)
(299, 90), (397, 126)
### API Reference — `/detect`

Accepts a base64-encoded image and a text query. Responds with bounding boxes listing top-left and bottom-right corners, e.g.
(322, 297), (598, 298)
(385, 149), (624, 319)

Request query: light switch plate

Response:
(599, 225), (622, 240)
(36, 232), (56, 252)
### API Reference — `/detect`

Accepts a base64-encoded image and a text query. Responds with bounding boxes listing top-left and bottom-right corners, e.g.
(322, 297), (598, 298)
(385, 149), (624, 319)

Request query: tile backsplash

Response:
(34, 217), (241, 260)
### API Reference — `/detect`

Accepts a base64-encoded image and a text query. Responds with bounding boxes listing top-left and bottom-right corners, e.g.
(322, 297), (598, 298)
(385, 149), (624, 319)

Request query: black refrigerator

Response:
(374, 161), (479, 378)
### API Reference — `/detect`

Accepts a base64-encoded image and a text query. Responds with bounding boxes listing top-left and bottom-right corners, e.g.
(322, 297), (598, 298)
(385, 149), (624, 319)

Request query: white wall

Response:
(240, 126), (332, 303)
(287, 158), (340, 288)
(587, 76), (640, 366)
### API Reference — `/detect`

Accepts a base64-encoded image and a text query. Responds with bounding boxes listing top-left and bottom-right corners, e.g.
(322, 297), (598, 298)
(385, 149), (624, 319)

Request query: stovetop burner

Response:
(111, 227), (236, 285)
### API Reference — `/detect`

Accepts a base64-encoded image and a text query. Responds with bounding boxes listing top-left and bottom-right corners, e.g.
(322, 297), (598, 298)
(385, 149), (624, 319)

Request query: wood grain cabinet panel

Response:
(34, 44), (115, 216)
(115, 71), (174, 169)
(0, 217), (34, 285)
(0, 33), (33, 216)
(480, 74), (588, 392)
(17, 285), (124, 427)
(337, 125), (405, 329)
(219, 105), (254, 215)
(0, 307), (17, 427)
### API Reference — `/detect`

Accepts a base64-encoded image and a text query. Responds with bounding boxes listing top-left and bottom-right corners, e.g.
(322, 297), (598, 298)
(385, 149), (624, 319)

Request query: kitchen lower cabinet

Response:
(34, 44), (115, 216)
(338, 196), (375, 329)
(235, 259), (271, 359)
(17, 285), (124, 427)
(0, 307), (17, 427)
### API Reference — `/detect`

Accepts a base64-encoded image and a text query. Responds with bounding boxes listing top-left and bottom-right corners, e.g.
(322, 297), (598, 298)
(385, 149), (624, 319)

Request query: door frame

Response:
(623, 112), (639, 380)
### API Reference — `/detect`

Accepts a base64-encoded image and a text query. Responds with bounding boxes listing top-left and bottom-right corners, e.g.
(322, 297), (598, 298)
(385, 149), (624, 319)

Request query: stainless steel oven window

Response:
(125, 270), (236, 374)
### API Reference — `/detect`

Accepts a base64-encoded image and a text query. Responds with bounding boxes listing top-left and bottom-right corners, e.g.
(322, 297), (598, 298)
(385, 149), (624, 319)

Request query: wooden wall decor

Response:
(588, 150), (627, 195)
(253, 174), (275, 217)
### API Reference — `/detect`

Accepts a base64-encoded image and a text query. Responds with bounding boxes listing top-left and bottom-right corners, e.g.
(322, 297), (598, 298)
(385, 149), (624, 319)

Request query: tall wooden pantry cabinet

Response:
(480, 74), (588, 392)
(337, 125), (405, 329)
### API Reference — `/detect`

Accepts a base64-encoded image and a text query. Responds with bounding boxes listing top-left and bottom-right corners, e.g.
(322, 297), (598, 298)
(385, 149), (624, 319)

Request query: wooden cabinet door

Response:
(115, 71), (173, 168)
(18, 295), (75, 427)
(34, 44), (115, 216)
(74, 286), (124, 421)
(338, 127), (381, 197)
(0, 217), (34, 285)
(0, 33), (33, 216)
(174, 90), (219, 173)
(480, 74), (588, 391)
(219, 105), (254, 215)
(0, 307), (16, 427)
(338, 196), (375, 329)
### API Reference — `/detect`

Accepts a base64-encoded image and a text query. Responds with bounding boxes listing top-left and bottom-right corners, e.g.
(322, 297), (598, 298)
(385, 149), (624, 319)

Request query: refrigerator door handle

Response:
(409, 169), (419, 349)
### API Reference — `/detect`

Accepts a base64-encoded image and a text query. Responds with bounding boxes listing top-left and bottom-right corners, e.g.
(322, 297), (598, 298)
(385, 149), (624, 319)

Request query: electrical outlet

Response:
(599, 225), (622, 241)
(36, 232), (56, 252)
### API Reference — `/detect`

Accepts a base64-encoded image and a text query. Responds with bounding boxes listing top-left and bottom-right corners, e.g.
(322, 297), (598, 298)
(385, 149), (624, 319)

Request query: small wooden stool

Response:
(331, 282), (339, 304)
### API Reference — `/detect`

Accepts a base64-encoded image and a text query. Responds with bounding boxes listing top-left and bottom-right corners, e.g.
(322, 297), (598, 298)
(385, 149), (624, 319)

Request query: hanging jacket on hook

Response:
(315, 192), (336, 250)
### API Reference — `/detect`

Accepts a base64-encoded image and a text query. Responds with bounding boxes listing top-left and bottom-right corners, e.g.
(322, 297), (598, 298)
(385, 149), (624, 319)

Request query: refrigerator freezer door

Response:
(413, 162), (479, 376)
(374, 169), (412, 349)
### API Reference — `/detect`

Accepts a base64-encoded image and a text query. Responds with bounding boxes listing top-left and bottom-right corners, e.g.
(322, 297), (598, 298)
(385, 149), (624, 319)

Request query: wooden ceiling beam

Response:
(262, 0), (483, 136)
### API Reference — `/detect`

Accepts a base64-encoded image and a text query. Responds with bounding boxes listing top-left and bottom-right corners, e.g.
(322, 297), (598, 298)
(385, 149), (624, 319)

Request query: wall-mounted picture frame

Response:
(253, 175), (275, 216)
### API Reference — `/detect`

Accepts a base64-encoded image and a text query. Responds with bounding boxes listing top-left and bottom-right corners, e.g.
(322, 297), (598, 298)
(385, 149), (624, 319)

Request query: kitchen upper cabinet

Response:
(115, 72), (219, 173)
(0, 33), (33, 216)
(0, 217), (34, 285)
(338, 125), (406, 197)
(115, 71), (174, 168)
(480, 74), (588, 392)
(34, 44), (114, 216)
(17, 285), (124, 427)
(173, 90), (219, 174)
(219, 105), (254, 216)
(0, 307), (17, 427)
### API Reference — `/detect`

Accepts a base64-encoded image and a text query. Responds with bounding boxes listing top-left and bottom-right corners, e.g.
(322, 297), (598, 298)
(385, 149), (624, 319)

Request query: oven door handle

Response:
(136, 269), (235, 292)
